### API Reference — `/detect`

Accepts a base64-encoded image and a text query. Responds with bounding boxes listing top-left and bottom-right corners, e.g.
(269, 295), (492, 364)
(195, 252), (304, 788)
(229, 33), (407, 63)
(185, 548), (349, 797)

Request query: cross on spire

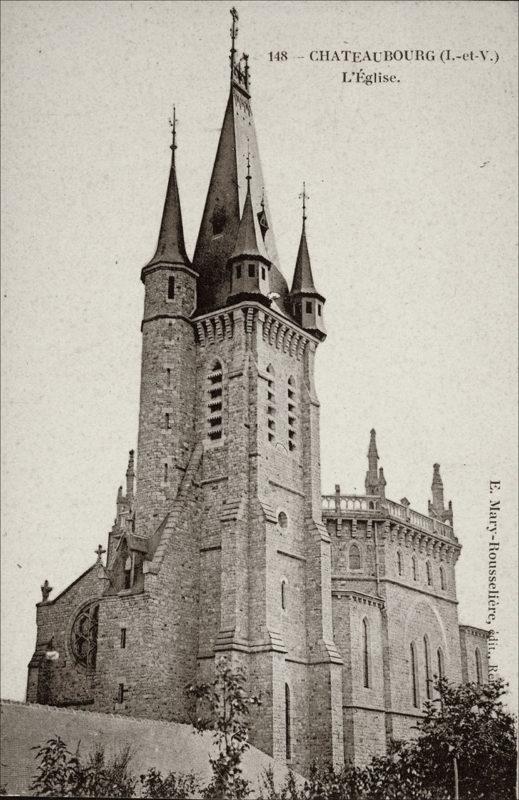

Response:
(169, 105), (177, 156)
(95, 544), (106, 563)
(230, 7), (239, 75)
(299, 182), (309, 225)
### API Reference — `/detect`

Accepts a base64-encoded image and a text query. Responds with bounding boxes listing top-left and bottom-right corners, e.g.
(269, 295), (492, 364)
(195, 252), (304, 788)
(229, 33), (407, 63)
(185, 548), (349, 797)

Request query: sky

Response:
(1, 1), (517, 713)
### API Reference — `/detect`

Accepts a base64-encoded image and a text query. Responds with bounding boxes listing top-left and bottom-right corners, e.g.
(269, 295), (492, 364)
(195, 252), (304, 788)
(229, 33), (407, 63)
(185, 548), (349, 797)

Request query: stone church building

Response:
(27, 10), (489, 773)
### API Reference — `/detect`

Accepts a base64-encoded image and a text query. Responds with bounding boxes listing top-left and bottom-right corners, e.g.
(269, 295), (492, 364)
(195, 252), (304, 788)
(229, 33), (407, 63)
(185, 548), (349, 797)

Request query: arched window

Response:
(266, 365), (275, 443)
(71, 601), (100, 669)
(281, 580), (287, 610)
(412, 556), (418, 581)
(410, 642), (419, 708)
(475, 648), (482, 684)
(287, 377), (296, 451)
(349, 544), (361, 571)
(440, 566), (446, 590)
(426, 561), (433, 586)
(285, 683), (291, 760)
(362, 618), (370, 688)
(437, 647), (444, 682)
(163, 462), (168, 483)
(424, 636), (432, 699)
(207, 361), (223, 441)
(397, 550), (403, 576)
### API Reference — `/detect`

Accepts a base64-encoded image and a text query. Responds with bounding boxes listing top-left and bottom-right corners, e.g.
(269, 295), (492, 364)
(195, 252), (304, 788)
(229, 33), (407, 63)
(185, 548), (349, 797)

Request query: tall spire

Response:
(192, 9), (285, 313)
(144, 107), (190, 272)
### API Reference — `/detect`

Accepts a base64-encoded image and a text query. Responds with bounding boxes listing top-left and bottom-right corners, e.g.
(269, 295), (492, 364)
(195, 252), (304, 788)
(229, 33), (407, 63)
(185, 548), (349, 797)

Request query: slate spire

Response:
(291, 184), (318, 295)
(230, 151), (268, 262)
(289, 184), (326, 340)
(192, 8), (286, 313)
(145, 107), (190, 270)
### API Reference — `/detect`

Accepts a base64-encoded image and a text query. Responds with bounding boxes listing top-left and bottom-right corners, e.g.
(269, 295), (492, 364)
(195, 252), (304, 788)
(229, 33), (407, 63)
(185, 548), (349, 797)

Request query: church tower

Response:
(135, 110), (198, 537)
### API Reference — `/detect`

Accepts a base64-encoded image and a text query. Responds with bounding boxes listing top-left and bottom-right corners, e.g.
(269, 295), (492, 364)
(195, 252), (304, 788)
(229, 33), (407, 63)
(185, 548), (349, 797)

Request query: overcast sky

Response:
(1, 1), (517, 713)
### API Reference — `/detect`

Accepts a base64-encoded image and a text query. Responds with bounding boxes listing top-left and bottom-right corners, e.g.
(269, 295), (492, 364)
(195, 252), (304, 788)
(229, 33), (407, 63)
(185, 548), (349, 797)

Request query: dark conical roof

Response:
(145, 141), (190, 269)
(230, 177), (269, 262)
(291, 220), (318, 295)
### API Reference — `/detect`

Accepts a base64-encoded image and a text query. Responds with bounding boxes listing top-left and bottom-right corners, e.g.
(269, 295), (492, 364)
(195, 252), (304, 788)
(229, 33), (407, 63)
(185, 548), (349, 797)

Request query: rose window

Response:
(71, 601), (99, 669)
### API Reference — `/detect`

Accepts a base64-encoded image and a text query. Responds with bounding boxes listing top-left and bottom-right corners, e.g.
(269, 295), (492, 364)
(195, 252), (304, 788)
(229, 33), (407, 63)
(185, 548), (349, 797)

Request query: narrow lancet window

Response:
(362, 618), (370, 688)
(397, 550), (403, 576)
(412, 556), (418, 581)
(349, 544), (361, 571)
(285, 683), (291, 760)
(410, 642), (419, 707)
(440, 565), (446, 590)
(424, 636), (432, 699)
(168, 276), (175, 299)
(426, 561), (433, 586)
(437, 647), (444, 682)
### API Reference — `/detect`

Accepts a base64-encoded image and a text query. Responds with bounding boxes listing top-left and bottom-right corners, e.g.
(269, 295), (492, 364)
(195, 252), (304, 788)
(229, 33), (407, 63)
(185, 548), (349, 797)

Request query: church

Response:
(26, 8), (489, 773)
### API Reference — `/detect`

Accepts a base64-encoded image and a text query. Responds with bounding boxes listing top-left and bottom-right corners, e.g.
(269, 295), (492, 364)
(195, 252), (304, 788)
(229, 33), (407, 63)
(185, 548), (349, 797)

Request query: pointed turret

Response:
(227, 154), (271, 304)
(125, 449), (135, 500)
(143, 107), (191, 274)
(192, 8), (287, 314)
(289, 184), (326, 340)
(428, 463), (454, 526)
(364, 429), (386, 497)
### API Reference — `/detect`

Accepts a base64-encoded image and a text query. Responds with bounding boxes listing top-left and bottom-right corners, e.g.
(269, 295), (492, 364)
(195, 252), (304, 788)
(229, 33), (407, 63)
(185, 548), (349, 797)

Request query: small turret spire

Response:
(229, 154), (268, 261)
(291, 184), (318, 295)
(431, 463), (444, 512)
(143, 108), (190, 272)
(125, 449), (135, 499)
(428, 463), (454, 525)
(365, 429), (385, 496)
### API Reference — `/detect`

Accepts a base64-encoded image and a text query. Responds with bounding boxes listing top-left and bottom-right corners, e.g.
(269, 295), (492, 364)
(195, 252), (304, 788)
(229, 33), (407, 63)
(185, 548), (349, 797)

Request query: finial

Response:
(40, 579), (53, 603)
(230, 7), (239, 77)
(246, 143), (251, 186)
(299, 182), (308, 225)
(169, 105), (177, 156)
(95, 544), (106, 563)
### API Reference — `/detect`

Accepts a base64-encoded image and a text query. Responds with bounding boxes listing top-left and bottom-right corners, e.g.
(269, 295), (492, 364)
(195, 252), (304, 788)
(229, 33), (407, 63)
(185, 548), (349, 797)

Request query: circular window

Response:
(70, 601), (99, 669)
(278, 511), (288, 529)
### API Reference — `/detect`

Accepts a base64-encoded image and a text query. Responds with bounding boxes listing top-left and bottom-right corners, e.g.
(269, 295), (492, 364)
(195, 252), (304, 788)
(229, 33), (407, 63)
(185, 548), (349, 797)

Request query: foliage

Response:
(139, 766), (200, 798)
(261, 678), (517, 800)
(30, 736), (83, 797)
(186, 658), (261, 800)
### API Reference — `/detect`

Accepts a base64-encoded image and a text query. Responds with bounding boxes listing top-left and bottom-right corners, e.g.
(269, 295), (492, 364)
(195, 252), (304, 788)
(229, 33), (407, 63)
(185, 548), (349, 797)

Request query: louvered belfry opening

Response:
(207, 361), (223, 441)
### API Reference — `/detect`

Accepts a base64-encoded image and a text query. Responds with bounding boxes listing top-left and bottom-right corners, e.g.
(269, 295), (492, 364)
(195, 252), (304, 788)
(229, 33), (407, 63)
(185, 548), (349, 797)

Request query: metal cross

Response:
(169, 105), (177, 153)
(299, 182), (309, 222)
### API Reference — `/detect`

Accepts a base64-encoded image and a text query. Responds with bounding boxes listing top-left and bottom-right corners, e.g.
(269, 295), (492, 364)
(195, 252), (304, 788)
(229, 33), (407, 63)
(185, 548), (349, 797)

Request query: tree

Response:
(409, 676), (517, 800)
(186, 658), (261, 800)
